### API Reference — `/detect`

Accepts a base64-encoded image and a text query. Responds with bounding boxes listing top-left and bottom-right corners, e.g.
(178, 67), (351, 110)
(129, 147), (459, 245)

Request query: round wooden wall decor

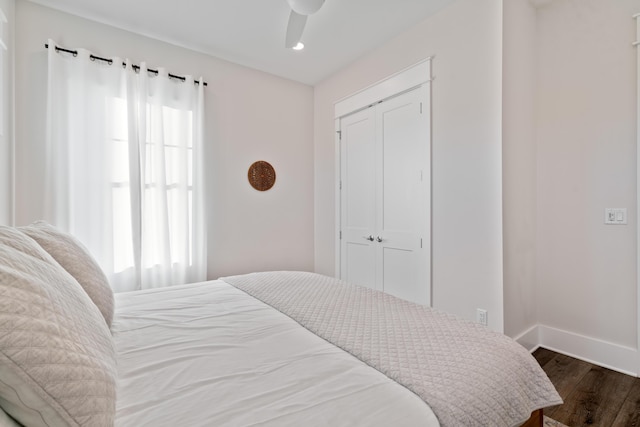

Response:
(248, 161), (276, 191)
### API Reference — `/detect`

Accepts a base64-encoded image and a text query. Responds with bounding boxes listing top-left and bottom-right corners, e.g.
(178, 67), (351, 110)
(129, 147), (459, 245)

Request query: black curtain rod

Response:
(44, 43), (208, 87)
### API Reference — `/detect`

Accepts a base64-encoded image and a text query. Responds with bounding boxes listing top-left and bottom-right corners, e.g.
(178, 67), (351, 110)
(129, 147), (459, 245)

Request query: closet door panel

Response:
(344, 241), (376, 290)
(376, 88), (428, 304)
(379, 101), (420, 233)
(340, 107), (377, 290)
(382, 247), (418, 302)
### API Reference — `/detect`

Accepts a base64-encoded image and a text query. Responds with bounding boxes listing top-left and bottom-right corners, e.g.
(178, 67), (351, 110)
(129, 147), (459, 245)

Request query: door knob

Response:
(376, 236), (383, 242)
(363, 235), (375, 241)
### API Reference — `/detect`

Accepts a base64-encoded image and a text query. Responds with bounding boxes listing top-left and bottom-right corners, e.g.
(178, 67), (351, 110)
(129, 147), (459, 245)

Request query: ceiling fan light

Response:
(286, 0), (326, 16)
(292, 42), (305, 50)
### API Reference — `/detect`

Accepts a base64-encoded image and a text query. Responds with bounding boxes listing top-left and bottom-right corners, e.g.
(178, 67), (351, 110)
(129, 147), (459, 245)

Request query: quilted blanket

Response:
(221, 271), (562, 427)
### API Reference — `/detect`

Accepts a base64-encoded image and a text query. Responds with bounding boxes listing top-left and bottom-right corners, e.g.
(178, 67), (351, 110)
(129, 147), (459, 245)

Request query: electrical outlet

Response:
(477, 309), (488, 326)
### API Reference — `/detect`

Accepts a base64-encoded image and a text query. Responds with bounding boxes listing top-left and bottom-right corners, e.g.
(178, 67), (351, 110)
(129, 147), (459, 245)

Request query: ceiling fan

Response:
(284, 0), (326, 49)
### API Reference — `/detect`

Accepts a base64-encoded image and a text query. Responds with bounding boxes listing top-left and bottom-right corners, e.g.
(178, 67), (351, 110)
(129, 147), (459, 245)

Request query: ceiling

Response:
(27, 0), (456, 85)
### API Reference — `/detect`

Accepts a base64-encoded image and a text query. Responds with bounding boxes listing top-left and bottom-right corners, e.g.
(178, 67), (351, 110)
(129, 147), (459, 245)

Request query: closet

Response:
(335, 59), (431, 306)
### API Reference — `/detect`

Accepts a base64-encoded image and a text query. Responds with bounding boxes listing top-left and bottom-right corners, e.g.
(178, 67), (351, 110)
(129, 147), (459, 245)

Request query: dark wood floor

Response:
(533, 348), (640, 426)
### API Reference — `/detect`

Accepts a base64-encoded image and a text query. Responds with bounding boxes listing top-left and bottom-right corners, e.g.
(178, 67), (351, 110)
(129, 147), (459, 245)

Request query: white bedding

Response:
(112, 280), (439, 427)
(223, 272), (562, 427)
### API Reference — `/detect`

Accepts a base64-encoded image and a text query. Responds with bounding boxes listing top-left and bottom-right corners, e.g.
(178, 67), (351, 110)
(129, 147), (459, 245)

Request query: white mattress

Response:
(112, 280), (439, 427)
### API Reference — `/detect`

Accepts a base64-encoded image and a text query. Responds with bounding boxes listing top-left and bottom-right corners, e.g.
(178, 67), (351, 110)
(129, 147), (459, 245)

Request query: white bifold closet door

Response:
(340, 86), (430, 306)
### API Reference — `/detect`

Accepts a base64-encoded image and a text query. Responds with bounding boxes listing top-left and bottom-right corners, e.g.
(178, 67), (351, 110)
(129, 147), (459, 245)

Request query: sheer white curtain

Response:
(45, 39), (206, 292)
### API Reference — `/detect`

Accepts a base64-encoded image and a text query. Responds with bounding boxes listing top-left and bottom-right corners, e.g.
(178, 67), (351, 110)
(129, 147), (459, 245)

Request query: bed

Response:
(0, 223), (561, 426)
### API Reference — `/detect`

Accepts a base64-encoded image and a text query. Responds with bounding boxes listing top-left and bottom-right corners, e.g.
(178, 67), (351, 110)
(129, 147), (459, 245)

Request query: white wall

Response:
(0, 0), (13, 225)
(535, 0), (638, 350)
(502, 0), (538, 342)
(314, 0), (505, 331)
(14, 0), (315, 279)
(14, 0), (640, 373)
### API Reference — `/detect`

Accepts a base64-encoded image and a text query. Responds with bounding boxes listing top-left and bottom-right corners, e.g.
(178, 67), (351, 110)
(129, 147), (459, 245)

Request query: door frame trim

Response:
(333, 57), (432, 120)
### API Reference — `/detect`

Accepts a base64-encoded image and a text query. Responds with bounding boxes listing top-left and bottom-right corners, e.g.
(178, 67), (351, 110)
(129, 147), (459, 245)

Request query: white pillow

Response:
(0, 226), (116, 427)
(20, 221), (114, 328)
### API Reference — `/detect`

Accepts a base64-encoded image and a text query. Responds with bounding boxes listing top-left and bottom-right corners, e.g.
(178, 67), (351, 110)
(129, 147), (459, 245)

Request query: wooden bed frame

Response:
(522, 409), (543, 427)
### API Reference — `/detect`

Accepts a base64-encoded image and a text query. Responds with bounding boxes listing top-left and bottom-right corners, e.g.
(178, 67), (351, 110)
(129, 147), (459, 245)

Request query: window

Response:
(108, 97), (197, 278)
(45, 44), (206, 292)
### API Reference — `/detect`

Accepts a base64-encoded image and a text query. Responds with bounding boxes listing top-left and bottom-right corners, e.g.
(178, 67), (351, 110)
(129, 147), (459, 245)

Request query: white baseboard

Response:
(513, 324), (638, 377)
(513, 324), (539, 352)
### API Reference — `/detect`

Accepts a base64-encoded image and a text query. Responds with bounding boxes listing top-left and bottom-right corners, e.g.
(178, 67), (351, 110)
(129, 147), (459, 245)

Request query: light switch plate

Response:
(605, 208), (627, 225)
